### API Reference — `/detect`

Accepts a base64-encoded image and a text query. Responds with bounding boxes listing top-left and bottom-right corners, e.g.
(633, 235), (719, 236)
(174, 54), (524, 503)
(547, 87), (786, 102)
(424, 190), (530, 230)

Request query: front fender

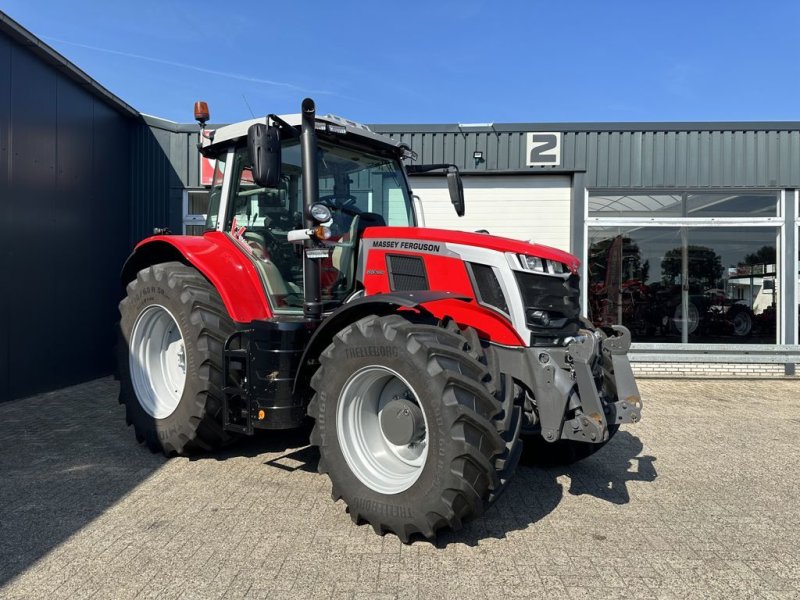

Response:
(292, 290), (525, 397)
(121, 232), (271, 322)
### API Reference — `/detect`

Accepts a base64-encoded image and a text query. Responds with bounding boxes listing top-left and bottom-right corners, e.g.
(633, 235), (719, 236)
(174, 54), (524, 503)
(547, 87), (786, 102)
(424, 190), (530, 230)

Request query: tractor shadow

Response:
(195, 426), (656, 547)
(433, 430), (656, 547)
(195, 420), (319, 473)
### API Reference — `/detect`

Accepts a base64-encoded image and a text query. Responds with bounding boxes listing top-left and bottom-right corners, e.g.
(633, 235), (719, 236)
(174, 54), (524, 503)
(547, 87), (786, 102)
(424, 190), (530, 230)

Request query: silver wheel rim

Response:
(336, 366), (429, 495)
(733, 312), (751, 336)
(129, 305), (187, 419)
(674, 303), (699, 335)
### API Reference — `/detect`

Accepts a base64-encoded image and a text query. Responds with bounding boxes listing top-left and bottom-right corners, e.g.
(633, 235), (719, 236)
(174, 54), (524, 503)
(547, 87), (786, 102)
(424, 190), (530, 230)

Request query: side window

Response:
(203, 153), (227, 231)
(224, 145), (306, 313)
(183, 189), (210, 235)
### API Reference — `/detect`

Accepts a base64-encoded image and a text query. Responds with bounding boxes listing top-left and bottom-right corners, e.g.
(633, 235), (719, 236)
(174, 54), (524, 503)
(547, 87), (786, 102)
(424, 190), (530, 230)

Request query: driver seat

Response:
(331, 212), (386, 292)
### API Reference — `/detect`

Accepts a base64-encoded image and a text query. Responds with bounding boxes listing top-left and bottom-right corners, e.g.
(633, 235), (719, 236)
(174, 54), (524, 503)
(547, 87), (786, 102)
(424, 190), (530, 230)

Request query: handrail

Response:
(630, 343), (800, 364)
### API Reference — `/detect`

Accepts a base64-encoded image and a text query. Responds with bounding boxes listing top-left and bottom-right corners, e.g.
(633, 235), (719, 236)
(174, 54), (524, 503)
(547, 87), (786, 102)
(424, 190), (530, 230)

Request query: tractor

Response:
(118, 98), (642, 541)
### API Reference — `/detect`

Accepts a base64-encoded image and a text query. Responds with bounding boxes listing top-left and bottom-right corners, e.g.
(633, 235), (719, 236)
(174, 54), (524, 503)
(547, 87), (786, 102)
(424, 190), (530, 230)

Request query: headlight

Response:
(519, 254), (567, 275)
(519, 255), (545, 272)
(309, 202), (332, 223)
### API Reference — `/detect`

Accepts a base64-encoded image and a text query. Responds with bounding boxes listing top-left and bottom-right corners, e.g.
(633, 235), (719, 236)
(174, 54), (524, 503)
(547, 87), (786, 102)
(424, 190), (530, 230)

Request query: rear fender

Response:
(121, 232), (271, 322)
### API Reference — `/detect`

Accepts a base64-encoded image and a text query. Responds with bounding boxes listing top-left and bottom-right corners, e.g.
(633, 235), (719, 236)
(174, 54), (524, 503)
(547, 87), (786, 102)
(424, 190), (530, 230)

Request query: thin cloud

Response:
(42, 36), (336, 96)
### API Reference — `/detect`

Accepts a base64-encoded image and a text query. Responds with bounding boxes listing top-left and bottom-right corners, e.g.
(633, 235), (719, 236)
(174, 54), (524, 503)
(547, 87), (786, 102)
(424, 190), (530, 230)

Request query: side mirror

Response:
(446, 169), (465, 217)
(247, 123), (281, 188)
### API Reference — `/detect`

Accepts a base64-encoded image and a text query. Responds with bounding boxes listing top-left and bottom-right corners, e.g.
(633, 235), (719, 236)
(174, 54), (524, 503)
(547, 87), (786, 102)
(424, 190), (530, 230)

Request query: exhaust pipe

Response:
(300, 98), (322, 321)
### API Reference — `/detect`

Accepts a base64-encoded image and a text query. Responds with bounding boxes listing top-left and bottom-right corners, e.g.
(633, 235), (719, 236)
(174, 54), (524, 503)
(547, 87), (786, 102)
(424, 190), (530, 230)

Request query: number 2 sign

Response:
(526, 132), (562, 167)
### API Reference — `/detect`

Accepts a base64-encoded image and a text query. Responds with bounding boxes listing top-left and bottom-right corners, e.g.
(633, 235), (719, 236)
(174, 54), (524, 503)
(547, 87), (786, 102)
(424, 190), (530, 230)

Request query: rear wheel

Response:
(672, 300), (700, 336)
(118, 262), (238, 455)
(729, 306), (753, 337)
(308, 315), (522, 542)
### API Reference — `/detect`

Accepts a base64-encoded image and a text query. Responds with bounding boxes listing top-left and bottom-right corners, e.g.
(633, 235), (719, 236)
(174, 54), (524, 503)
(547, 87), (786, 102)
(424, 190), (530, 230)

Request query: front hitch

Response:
(526, 325), (643, 444)
(600, 325), (643, 427)
(495, 325), (642, 444)
(563, 331), (610, 443)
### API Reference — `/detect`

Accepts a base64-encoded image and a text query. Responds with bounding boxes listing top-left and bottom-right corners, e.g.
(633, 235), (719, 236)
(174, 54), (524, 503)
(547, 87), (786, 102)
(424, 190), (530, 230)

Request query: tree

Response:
(662, 245), (723, 288)
(588, 236), (643, 284)
(742, 245), (776, 266)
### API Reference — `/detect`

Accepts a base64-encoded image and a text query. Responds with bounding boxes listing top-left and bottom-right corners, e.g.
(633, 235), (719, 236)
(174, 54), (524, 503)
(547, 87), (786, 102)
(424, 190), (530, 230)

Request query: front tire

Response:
(308, 315), (522, 542)
(118, 262), (238, 456)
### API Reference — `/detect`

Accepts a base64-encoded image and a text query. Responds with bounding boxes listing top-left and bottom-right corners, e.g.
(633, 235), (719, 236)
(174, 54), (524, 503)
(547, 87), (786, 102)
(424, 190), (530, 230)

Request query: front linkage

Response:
(497, 325), (642, 447)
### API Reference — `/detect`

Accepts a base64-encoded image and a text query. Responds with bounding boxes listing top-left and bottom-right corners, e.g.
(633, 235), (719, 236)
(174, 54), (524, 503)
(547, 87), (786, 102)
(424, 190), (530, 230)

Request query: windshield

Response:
(225, 140), (414, 313)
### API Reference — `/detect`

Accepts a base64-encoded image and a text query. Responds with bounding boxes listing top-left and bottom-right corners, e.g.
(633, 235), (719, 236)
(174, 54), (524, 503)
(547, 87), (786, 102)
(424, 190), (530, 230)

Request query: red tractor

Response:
(118, 98), (642, 541)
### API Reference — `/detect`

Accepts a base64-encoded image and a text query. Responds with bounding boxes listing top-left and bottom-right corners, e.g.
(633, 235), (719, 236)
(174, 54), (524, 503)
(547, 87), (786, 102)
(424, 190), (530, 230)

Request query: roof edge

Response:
(0, 10), (139, 119)
(371, 121), (800, 133)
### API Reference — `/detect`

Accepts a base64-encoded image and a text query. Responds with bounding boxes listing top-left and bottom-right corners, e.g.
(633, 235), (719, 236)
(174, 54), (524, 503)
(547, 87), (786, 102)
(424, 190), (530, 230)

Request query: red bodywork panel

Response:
(133, 232), (272, 322)
(359, 226), (582, 347)
(362, 227), (581, 273)
(130, 226), (579, 348)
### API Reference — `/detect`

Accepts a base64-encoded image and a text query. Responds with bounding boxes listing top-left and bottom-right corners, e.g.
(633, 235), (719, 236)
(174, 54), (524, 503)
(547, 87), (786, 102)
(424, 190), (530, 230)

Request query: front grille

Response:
(514, 271), (581, 344)
(468, 263), (509, 315)
(386, 254), (429, 291)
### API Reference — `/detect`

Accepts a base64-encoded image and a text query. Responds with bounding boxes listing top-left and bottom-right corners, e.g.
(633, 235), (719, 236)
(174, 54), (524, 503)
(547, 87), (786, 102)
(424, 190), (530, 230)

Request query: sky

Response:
(3, 0), (800, 125)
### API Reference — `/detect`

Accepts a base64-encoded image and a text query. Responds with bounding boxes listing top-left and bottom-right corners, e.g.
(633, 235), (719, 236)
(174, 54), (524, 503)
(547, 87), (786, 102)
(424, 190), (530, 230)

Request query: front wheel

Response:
(308, 315), (522, 542)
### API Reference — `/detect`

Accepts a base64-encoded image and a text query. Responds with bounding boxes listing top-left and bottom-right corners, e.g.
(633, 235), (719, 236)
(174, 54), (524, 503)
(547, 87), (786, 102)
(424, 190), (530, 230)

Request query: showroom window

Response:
(586, 191), (781, 344)
(183, 189), (210, 235)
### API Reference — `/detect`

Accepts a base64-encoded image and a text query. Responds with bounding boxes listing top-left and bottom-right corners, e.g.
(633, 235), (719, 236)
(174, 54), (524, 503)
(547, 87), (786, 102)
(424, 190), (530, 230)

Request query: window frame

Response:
(181, 188), (211, 235)
(584, 187), (785, 346)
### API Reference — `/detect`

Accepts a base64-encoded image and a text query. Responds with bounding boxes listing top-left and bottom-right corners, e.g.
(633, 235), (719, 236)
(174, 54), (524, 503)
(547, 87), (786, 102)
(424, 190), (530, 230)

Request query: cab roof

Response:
(202, 113), (405, 155)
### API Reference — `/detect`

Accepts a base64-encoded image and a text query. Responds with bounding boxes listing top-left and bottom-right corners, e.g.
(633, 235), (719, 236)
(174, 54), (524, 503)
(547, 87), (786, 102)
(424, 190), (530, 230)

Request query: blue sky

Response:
(4, 0), (800, 125)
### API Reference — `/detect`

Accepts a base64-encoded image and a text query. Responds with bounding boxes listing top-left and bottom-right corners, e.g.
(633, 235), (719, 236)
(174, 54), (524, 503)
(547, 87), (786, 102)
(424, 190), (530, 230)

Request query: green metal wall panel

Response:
(368, 124), (800, 189)
(143, 121), (800, 240)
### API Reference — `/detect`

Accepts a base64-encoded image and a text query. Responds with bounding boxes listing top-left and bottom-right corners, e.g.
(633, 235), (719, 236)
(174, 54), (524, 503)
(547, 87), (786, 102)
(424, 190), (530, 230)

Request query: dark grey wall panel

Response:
(0, 33), (131, 402)
(0, 33), (10, 401)
(129, 123), (190, 243)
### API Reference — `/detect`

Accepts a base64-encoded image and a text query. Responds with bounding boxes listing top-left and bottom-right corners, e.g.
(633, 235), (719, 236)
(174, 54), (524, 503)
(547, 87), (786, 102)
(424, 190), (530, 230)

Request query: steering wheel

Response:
(319, 194), (361, 216)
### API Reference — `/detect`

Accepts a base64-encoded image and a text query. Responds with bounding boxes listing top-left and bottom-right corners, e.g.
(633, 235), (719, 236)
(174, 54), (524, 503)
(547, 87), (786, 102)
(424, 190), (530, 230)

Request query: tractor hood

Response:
(361, 226), (581, 274)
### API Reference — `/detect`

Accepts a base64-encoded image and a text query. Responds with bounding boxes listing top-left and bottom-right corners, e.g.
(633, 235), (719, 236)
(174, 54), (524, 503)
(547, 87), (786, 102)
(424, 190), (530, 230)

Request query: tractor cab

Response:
(201, 118), (416, 314)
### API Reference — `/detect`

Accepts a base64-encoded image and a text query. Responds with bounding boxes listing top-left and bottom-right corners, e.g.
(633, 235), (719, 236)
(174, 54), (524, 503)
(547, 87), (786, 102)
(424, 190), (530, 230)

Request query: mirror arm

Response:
(406, 163), (459, 174)
(267, 114), (300, 139)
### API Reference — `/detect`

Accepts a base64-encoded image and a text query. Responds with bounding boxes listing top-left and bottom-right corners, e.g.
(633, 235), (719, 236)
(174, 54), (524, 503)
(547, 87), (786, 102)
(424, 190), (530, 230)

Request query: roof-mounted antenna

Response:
(242, 94), (255, 119)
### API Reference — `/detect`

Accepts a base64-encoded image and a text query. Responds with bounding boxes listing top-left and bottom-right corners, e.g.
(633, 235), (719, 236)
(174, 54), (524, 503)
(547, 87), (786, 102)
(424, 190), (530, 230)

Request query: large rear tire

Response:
(118, 262), (238, 456)
(308, 315), (522, 542)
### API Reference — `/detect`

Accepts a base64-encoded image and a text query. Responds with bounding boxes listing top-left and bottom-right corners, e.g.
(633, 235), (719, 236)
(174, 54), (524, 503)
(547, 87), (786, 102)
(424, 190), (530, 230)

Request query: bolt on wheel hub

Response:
(379, 398), (425, 446)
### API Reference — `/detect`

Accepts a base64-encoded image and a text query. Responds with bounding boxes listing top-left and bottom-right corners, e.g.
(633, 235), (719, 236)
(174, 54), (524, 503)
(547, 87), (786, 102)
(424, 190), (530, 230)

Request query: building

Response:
(1, 9), (798, 401)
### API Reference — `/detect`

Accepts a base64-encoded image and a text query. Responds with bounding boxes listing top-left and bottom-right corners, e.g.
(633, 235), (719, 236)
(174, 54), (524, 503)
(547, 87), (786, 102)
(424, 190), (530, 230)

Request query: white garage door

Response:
(408, 175), (573, 252)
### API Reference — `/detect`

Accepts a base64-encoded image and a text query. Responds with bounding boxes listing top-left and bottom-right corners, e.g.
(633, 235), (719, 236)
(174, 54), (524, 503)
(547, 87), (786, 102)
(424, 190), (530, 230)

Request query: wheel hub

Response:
(379, 398), (425, 446)
(336, 366), (429, 494)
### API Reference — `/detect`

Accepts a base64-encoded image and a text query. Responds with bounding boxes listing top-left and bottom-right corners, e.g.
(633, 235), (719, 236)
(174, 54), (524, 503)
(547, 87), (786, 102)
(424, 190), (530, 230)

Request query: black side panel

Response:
(386, 254), (429, 291)
(224, 320), (316, 431)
